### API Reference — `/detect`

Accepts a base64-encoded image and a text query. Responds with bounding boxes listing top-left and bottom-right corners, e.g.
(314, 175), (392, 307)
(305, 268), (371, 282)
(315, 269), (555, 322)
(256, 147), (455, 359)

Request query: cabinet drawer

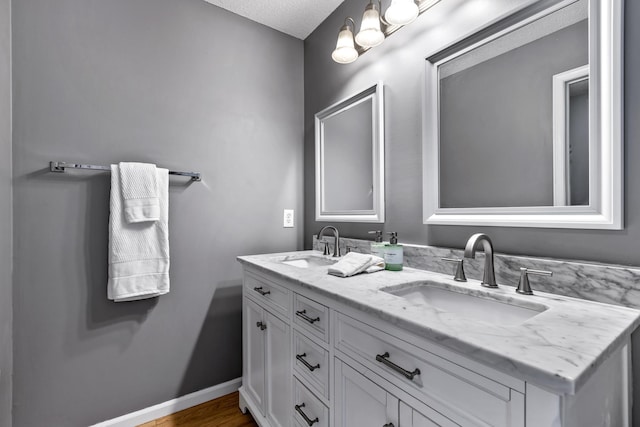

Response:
(294, 293), (329, 342)
(245, 272), (290, 315)
(335, 313), (523, 427)
(294, 330), (330, 400)
(294, 378), (329, 427)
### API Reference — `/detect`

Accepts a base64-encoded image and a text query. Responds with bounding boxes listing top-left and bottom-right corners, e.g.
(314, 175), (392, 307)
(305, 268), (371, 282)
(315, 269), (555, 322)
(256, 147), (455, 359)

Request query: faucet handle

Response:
(346, 245), (356, 254)
(516, 267), (552, 295)
(321, 240), (330, 256)
(442, 258), (467, 282)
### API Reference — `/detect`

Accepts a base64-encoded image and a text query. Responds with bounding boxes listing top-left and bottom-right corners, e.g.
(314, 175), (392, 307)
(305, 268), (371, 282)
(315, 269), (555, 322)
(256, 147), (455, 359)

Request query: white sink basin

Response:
(273, 255), (338, 269)
(383, 282), (547, 324)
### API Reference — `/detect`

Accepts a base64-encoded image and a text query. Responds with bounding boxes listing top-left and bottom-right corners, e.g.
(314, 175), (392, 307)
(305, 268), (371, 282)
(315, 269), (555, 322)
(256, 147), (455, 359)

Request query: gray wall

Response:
(304, 0), (640, 267)
(0, 0), (11, 424)
(439, 21), (587, 208)
(11, 0), (303, 425)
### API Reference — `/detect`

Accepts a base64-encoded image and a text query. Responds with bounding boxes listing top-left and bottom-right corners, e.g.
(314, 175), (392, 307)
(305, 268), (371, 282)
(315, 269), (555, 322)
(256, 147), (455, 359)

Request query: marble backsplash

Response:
(313, 236), (640, 309)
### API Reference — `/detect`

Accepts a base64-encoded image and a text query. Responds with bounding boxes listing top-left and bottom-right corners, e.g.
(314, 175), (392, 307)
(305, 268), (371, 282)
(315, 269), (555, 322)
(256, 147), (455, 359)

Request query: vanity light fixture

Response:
(355, 0), (386, 48)
(331, 18), (359, 64)
(385, 0), (419, 25)
(332, 0), (440, 64)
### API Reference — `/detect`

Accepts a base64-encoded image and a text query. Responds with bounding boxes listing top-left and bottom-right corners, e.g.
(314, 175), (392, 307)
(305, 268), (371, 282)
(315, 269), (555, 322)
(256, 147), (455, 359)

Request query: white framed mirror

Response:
(423, 0), (623, 229)
(316, 82), (385, 222)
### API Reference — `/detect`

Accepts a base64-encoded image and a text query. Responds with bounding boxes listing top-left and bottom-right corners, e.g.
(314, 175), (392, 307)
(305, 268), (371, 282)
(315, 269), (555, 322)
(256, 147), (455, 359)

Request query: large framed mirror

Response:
(316, 82), (385, 222)
(423, 0), (622, 229)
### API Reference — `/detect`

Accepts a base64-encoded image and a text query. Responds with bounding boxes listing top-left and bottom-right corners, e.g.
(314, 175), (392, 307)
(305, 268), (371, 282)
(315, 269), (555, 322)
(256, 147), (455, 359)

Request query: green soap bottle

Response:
(368, 230), (385, 258)
(384, 232), (403, 271)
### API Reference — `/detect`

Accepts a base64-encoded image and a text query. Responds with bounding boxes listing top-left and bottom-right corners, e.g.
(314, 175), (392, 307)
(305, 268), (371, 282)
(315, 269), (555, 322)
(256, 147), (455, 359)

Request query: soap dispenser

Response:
(368, 230), (385, 258)
(385, 232), (404, 271)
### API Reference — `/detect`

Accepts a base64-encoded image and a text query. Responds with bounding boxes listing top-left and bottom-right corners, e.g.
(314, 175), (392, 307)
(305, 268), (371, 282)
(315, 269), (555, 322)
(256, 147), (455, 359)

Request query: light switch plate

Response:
(283, 209), (294, 228)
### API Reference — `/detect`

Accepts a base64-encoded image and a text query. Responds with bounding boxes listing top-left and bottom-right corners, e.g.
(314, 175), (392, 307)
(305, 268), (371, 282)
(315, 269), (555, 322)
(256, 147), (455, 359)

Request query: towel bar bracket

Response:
(50, 161), (66, 173)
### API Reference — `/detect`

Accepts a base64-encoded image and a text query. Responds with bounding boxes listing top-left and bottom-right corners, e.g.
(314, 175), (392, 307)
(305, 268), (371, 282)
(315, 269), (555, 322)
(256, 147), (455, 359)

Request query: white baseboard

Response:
(90, 377), (242, 427)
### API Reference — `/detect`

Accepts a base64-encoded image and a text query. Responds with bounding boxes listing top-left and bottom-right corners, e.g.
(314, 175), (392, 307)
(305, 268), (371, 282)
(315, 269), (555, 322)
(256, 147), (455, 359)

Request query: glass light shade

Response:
(332, 26), (359, 64)
(355, 3), (385, 47)
(385, 0), (419, 25)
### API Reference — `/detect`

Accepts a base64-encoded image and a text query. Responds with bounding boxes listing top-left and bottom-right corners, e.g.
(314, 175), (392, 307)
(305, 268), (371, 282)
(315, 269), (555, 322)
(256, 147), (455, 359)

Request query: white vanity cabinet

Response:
(241, 272), (292, 427)
(238, 263), (633, 427)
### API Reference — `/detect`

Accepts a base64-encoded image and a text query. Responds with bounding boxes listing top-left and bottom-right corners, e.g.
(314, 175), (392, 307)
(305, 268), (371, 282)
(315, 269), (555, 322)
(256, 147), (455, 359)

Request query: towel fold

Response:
(108, 164), (170, 302)
(119, 162), (160, 223)
(328, 252), (386, 278)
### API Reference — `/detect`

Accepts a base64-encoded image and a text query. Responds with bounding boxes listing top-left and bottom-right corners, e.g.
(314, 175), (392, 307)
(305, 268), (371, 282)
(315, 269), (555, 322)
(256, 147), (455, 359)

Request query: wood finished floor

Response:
(138, 391), (258, 427)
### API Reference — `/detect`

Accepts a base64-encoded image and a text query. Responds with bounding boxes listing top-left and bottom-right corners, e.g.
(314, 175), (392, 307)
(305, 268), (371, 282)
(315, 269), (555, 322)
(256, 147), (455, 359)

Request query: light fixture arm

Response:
(343, 17), (356, 31)
(377, 0), (391, 27)
(368, 0), (390, 26)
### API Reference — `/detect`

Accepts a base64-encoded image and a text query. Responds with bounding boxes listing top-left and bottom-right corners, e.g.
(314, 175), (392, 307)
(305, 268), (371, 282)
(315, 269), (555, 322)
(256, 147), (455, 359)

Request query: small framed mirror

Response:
(423, 0), (622, 229)
(315, 82), (385, 222)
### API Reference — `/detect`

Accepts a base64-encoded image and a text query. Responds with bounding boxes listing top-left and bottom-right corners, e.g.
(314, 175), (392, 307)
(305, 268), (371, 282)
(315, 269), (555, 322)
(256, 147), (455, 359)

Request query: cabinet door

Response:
(245, 298), (266, 415)
(335, 358), (399, 427)
(265, 311), (291, 427)
(399, 401), (460, 427)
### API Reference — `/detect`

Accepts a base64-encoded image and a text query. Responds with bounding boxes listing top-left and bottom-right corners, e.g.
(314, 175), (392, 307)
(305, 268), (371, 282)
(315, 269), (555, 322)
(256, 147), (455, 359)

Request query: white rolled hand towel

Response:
(328, 252), (386, 278)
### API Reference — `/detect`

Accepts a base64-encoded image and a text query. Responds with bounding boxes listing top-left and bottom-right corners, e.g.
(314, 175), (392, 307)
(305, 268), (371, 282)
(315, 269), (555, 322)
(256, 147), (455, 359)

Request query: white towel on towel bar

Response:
(119, 162), (160, 223)
(108, 164), (170, 302)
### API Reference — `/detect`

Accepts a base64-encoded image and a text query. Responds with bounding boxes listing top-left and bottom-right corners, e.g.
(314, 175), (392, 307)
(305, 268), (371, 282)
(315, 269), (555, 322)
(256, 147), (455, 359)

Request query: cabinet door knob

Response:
(296, 309), (320, 324)
(256, 321), (267, 331)
(294, 403), (319, 426)
(375, 352), (421, 381)
(253, 286), (271, 296)
(296, 353), (320, 372)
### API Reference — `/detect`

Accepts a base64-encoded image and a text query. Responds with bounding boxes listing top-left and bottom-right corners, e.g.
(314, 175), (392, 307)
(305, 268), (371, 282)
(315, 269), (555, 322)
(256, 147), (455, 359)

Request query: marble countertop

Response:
(238, 250), (640, 395)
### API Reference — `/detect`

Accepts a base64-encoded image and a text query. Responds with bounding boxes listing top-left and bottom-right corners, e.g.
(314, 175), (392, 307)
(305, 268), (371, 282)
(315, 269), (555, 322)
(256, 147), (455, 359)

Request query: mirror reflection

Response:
(322, 97), (374, 211)
(437, 0), (588, 209)
(556, 67), (589, 206)
(566, 77), (589, 205)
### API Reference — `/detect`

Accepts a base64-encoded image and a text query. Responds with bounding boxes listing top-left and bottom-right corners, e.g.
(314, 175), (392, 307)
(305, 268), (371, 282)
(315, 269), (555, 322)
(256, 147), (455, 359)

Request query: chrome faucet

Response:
(464, 233), (497, 288)
(317, 226), (341, 257)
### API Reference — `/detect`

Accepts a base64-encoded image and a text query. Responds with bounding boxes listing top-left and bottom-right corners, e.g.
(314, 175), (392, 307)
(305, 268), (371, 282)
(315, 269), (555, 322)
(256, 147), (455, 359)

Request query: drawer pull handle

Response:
(296, 309), (320, 324)
(253, 286), (271, 296)
(383, 424), (395, 427)
(375, 352), (421, 380)
(256, 321), (267, 331)
(294, 403), (319, 426)
(296, 353), (320, 372)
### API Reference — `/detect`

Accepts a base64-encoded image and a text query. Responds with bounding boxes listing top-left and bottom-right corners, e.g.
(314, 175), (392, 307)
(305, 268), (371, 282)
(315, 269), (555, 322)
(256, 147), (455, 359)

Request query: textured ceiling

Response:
(203, 0), (347, 40)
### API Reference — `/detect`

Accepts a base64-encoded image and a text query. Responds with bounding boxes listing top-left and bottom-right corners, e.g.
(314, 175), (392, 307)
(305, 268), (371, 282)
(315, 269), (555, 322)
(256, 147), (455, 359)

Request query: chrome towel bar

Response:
(49, 161), (201, 182)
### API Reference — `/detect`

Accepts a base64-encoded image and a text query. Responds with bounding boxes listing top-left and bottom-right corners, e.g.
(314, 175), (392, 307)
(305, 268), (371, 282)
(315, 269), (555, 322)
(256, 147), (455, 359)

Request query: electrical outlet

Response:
(283, 209), (294, 228)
